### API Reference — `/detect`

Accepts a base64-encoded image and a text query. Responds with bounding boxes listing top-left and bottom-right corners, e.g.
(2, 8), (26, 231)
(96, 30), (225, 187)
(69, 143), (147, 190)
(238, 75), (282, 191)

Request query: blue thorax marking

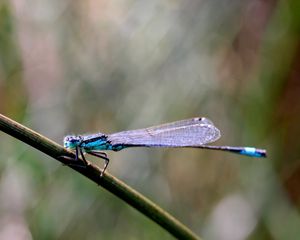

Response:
(79, 134), (126, 152)
(80, 134), (109, 151)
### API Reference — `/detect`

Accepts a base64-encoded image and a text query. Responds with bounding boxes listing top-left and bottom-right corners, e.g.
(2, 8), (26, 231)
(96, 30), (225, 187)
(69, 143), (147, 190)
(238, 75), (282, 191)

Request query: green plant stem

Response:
(0, 113), (201, 240)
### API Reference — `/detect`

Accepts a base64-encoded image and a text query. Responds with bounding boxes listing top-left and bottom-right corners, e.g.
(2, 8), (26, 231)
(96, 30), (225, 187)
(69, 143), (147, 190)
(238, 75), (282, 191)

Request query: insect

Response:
(64, 117), (266, 176)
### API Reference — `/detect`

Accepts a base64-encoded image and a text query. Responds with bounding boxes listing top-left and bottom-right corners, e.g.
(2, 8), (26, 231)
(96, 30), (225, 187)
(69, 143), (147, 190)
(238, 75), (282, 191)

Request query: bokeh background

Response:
(1, 0), (300, 239)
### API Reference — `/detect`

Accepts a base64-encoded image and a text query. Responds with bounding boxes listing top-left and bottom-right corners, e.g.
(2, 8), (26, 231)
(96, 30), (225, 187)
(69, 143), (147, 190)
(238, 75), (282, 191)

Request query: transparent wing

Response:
(107, 117), (221, 147)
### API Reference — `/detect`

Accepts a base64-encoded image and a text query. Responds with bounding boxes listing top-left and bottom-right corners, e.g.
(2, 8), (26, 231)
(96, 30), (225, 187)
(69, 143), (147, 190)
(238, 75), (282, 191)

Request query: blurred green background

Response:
(1, 0), (300, 239)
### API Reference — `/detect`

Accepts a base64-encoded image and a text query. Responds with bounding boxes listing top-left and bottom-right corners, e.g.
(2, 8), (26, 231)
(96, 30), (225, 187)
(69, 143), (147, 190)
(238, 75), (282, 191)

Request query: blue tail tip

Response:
(240, 147), (267, 158)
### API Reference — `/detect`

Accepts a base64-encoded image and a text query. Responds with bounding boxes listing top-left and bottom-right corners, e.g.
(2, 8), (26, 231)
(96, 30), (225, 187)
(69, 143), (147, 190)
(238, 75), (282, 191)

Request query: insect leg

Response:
(89, 151), (110, 177)
(79, 146), (88, 166)
(59, 146), (88, 168)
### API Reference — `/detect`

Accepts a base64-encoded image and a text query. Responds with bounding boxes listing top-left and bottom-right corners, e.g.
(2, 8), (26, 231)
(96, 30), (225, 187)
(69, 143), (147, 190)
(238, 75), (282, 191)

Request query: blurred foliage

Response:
(0, 1), (27, 120)
(0, 0), (300, 239)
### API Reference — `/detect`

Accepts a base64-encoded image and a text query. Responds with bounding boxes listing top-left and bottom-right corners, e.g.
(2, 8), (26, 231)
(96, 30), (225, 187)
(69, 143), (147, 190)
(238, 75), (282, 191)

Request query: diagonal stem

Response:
(0, 113), (201, 240)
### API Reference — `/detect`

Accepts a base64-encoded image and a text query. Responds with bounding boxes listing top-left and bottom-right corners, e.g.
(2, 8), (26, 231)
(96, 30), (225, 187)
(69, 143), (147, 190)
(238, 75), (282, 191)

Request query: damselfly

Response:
(64, 117), (266, 175)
